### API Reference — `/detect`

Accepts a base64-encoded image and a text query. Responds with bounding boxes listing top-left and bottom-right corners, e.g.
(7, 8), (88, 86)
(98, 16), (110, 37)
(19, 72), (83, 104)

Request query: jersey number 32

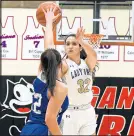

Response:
(77, 78), (91, 93)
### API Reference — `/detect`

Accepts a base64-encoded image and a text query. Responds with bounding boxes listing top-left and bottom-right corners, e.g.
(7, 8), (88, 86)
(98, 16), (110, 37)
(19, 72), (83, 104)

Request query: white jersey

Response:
(65, 59), (93, 105)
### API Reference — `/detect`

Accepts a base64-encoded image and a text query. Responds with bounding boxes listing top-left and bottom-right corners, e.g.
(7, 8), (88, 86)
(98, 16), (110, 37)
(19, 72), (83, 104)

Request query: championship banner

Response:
(21, 16), (44, 60)
(0, 16), (18, 60)
(0, 76), (134, 136)
(124, 1), (134, 61)
(94, 45), (119, 61)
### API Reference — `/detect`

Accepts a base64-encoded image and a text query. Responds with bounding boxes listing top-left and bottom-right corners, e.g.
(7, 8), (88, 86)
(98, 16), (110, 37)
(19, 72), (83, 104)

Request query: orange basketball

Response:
(36, 2), (62, 27)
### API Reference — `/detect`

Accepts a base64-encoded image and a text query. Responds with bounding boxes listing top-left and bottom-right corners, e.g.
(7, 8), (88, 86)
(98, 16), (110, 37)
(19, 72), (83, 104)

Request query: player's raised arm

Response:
(76, 27), (97, 72)
(42, 6), (61, 49)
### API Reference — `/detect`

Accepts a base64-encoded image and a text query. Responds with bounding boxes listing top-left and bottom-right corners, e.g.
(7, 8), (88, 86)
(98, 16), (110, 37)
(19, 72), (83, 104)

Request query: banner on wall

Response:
(94, 45), (119, 61)
(124, 46), (134, 61)
(0, 76), (134, 136)
(21, 16), (44, 60)
(0, 16), (18, 60)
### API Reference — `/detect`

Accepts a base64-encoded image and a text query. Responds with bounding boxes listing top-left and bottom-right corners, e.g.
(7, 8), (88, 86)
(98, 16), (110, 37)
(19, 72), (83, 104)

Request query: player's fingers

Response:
(77, 28), (81, 35)
(42, 8), (47, 17)
(42, 7), (46, 14)
(54, 13), (61, 21)
(47, 8), (49, 13)
(82, 28), (85, 36)
(80, 26), (83, 33)
(53, 6), (57, 13)
(50, 6), (53, 11)
(42, 27), (45, 34)
(76, 28), (80, 38)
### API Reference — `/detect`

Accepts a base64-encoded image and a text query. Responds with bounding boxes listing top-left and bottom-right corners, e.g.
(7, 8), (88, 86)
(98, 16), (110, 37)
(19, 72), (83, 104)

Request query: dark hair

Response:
(40, 49), (61, 95)
(64, 34), (99, 80)
(64, 34), (76, 43)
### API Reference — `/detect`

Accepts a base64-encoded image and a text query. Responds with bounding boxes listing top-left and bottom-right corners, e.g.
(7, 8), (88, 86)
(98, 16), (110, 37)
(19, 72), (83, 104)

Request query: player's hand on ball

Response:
(42, 6), (61, 24)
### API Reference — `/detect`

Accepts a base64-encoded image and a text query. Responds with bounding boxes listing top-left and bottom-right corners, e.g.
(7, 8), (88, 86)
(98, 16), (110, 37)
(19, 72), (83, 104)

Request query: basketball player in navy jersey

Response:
(20, 8), (68, 136)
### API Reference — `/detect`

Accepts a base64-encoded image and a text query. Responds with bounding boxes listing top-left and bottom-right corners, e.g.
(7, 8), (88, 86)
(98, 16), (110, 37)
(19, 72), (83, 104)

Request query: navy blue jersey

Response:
(28, 75), (69, 125)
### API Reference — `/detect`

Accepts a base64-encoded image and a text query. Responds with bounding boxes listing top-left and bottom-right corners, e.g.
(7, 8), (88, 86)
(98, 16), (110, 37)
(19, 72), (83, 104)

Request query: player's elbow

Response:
(45, 114), (57, 125)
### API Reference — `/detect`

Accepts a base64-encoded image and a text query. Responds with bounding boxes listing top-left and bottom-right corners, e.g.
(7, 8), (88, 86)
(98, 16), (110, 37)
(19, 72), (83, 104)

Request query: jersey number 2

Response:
(77, 78), (91, 93)
(32, 93), (42, 114)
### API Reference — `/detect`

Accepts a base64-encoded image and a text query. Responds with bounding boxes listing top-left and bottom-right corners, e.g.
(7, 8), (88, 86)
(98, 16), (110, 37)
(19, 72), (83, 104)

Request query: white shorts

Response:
(62, 104), (97, 135)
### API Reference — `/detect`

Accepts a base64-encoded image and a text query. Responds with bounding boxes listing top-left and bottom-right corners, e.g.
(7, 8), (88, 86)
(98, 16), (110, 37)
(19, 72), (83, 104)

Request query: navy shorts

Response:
(20, 122), (48, 136)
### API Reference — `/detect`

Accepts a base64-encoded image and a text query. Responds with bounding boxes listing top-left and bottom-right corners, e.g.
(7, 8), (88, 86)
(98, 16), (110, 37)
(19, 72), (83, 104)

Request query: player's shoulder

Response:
(55, 80), (68, 94)
(81, 59), (89, 67)
(37, 71), (47, 83)
(65, 58), (73, 64)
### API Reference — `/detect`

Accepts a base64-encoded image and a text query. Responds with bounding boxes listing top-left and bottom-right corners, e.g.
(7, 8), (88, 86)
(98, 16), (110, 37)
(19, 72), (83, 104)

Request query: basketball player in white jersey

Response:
(42, 7), (97, 135)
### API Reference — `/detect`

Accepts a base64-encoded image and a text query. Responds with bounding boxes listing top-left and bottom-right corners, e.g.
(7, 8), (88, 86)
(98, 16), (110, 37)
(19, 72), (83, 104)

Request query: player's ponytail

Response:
(41, 49), (61, 96)
(80, 48), (87, 60)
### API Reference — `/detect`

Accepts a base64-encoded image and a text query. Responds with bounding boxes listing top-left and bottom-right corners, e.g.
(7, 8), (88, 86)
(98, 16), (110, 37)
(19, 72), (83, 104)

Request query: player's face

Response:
(65, 36), (81, 58)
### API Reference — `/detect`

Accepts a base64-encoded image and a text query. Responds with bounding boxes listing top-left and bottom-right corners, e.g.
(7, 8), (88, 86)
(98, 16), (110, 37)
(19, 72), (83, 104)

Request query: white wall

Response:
(1, 8), (134, 77)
